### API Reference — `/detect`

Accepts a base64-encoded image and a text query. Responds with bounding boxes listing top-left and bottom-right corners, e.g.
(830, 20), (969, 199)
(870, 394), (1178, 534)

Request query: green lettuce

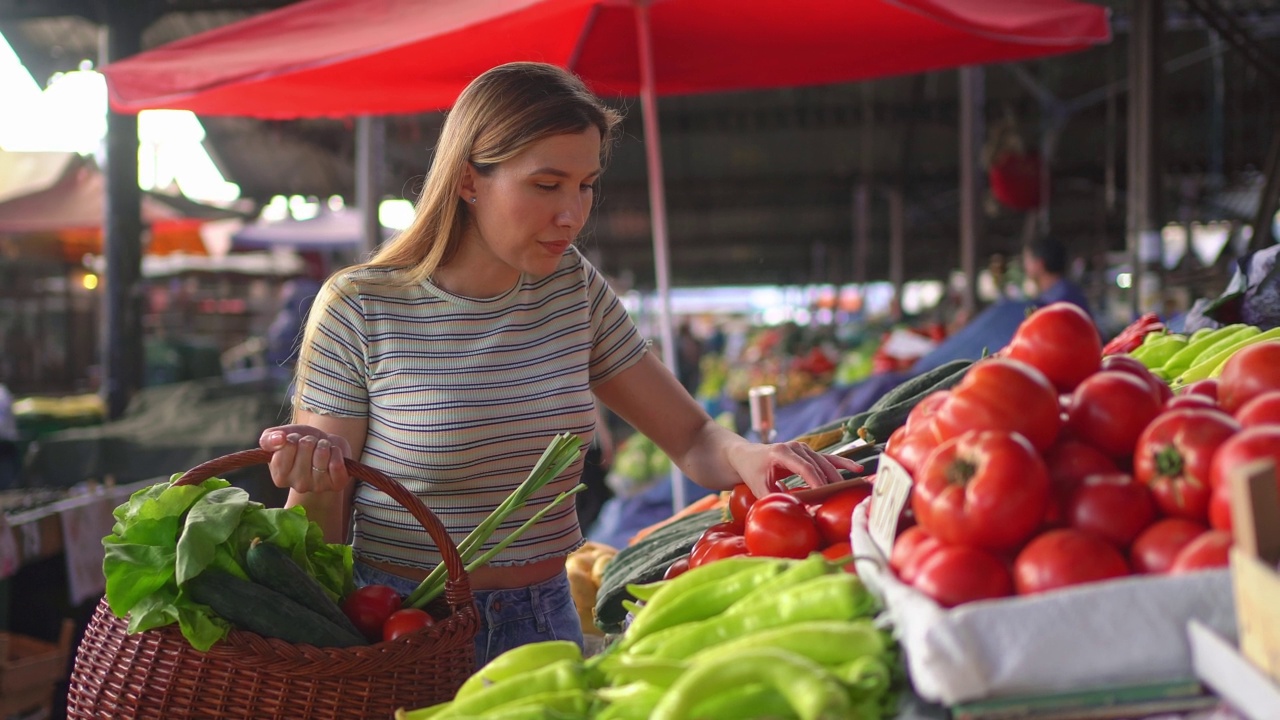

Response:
(102, 475), (354, 651)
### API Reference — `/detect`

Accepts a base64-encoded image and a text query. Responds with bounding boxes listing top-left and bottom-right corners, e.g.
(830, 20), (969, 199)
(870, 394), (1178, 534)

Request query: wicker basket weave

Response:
(66, 448), (480, 719)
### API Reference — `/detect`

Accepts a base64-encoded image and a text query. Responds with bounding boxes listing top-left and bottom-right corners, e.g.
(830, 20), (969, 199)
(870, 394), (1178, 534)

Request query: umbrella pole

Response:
(634, 2), (686, 513)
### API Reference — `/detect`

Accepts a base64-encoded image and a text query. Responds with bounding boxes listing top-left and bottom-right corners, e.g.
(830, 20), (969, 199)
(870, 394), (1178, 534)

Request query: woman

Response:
(259, 62), (859, 665)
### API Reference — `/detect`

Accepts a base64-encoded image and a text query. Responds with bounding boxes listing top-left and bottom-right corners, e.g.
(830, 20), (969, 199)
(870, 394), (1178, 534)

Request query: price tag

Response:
(868, 454), (913, 558)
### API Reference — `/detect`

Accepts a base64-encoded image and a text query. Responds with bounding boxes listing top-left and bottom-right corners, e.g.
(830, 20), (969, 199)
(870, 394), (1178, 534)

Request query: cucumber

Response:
(858, 361), (972, 443)
(186, 569), (366, 647)
(865, 359), (974, 414)
(245, 538), (364, 639)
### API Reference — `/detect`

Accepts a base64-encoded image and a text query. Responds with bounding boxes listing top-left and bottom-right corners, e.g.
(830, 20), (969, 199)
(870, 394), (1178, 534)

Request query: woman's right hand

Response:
(259, 424), (353, 494)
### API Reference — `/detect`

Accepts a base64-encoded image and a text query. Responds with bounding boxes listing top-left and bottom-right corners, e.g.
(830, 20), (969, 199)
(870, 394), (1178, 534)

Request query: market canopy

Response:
(101, 0), (1112, 118)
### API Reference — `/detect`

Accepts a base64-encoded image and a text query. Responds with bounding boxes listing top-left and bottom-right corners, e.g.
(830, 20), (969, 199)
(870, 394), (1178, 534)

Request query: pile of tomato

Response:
(883, 302), (1280, 608)
(341, 584), (436, 643)
(665, 482), (874, 579)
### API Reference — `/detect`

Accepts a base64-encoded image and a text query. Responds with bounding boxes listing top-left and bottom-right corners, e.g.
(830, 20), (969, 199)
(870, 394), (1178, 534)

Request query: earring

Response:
(469, 196), (477, 204)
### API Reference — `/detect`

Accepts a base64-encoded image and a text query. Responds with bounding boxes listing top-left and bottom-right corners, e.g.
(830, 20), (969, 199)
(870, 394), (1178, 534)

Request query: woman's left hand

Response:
(728, 441), (864, 499)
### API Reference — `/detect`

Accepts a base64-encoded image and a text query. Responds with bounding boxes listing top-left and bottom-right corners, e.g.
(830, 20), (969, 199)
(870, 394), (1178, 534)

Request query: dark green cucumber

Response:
(245, 538), (363, 639)
(858, 361), (973, 443)
(186, 569), (365, 647)
(866, 359), (974, 413)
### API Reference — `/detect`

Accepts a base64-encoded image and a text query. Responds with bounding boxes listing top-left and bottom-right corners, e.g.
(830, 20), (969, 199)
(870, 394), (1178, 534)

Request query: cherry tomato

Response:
(884, 425), (939, 477)
(1218, 341), (1280, 414)
(1007, 302), (1102, 393)
(743, 494), (821, 559)
(663, 556), (691, 580)
(820, 541), (856, 573)
(382, 608), (435, 643)
(1067, 473), (1156, 549)
(1013, 529), (1130, 595)
(1169, 530), (1232, 574)
(1041, 439), (1119, 527)
(1133, 408), (1239, 522)
(342, 584), (403, 642)
(728, 483), (757, 530)
(812, 484), (874, 546)
(696, 522), (740, 546)
(913, 545), (1013, 608)
(912, 430), (1049, 552)
(890, 526), (942, 584)
(1235, 391), (1280, 428)
(931, 359), (1062, 452)
(689, 534), (748, 568)
(1066, 371), (1164, 460)
(1182, 379), (1219, 401)
(1130, 518), (1207, 574)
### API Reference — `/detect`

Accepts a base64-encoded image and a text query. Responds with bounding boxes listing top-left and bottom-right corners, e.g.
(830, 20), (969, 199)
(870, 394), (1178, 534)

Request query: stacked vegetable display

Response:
(881, 302), (1280, 607)
(397, 554), (899, 720)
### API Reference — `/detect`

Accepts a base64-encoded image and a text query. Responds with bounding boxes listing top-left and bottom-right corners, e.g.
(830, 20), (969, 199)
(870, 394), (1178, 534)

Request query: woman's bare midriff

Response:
(365, 555), (565, 591)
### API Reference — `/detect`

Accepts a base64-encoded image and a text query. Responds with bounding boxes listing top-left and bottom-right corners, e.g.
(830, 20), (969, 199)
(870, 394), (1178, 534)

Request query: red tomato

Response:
(689, 535), (748, 568)
(1013, 529), (1130, 595)
(381, 608), (435, 643)
(1170, 530), (1232, 574)
(1007, 302), (1102, 392)
(904, 390), (951, 434)
(931, 359), (1062, 452)
(891, 526), (943, 584)
(1067, 473), (1157, 549)
(1101, 354), (1172, 405)
(820, 541), (856, 573)
(1183, 379), (1219, 401)
(1130, 518), (1208, 574)
(912, 545), (1014, 608)
(1235, 391), (1280, 428)
(912, 430), (1049, 551)
(663, 556), (690, 580)
(728, 483), (757, 530)
(1165, 394), (1217, 411)
(812, 485), (874, 546)
(696, 522), (740, 546)
(1209, 485), (1232, 531)
(342, 584), (403, 642)
(743, 495), (820, 559)
(1218, 341), (1280, 414)
(1133, 408), (1239, 522)
(884, 425), (940, 477)
(1208, 426), (1280, 491)
(1041, 439), (1119, 527)
(1066, 371), (1164, 460)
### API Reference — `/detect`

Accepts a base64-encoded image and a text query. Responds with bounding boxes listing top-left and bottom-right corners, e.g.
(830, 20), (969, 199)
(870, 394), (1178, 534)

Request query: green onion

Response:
(404, 433), (584, 608)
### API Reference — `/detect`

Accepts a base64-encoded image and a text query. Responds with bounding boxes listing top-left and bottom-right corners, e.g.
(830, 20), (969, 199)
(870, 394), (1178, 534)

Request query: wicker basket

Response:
(66, 448), (480, 720)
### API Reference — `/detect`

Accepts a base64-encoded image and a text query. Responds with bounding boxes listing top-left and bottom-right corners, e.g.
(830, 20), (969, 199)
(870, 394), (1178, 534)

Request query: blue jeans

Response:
(353, 561), (585, 669)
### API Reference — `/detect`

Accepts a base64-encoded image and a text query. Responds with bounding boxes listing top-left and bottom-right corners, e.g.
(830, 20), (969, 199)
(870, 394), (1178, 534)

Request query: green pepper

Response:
(833, 655), (893, 701)
(593, 682), (665, 720)
(598, 654), (686, 689)
(689, 619), (886, 669)
(454, 640), (582, 700)
(720, 552), (833, 617)
(646, 574), (876, 660)
(1131, 333), (1186, 368)
(622, 560), (784, 645)
(437, 659), (584, 719)
(681, 683), (798, 719)
(651, 647), (850, 720)
(632, 555), (776, 613)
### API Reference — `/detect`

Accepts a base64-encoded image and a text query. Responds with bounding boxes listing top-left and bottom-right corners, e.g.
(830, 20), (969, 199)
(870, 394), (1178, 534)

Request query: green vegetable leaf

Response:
(102, 542), (176, 615)
(175, 486), (250, 584)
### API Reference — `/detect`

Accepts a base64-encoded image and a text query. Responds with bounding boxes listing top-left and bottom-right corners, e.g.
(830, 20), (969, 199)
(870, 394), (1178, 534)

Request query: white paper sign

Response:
(868, 454), (913, 558)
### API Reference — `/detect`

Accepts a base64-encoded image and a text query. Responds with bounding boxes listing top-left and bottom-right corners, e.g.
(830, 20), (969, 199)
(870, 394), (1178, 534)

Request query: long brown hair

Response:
(293, 62), (623, 409)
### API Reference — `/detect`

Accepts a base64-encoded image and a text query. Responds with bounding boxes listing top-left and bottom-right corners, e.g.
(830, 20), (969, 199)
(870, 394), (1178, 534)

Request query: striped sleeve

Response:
(582, 256), (648, 386)
(294, 276), (370, 417)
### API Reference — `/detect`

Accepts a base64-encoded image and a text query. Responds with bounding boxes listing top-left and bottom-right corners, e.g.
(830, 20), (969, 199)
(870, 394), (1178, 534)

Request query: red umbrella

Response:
(101, 0), (1110, 507)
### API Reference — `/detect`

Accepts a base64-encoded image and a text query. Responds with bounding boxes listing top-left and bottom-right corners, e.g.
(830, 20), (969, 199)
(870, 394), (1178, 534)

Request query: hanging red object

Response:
(101, 0), (1111, 118)
(989, 150), (1044, 211)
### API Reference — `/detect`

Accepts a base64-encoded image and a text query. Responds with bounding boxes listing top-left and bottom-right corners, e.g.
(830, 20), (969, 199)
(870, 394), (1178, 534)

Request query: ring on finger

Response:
(312, 465), (328, 474)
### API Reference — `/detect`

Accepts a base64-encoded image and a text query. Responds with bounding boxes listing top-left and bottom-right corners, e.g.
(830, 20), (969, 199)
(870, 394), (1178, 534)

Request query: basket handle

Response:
(173, 449), (472, 609)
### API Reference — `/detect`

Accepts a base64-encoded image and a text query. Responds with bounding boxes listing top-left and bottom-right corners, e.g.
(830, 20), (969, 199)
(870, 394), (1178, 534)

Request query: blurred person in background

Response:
(1024, 236), (1091, 315)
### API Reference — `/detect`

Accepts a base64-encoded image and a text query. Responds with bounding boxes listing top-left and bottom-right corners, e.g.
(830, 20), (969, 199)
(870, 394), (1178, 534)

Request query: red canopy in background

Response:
(102, 0), (1111, 118)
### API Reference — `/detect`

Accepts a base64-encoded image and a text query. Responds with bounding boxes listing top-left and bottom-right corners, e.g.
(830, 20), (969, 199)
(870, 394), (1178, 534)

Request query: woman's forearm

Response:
(673, 420), (751, 491)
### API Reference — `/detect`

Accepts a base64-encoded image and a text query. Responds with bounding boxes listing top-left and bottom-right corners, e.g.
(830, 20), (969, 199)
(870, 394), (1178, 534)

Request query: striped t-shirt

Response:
(294, 247), (648, 569)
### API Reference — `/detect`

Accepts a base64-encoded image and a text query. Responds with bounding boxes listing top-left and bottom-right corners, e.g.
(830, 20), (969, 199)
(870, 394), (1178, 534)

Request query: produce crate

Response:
(1229, 460), (1280, 688)
(850, 462), (1235, 706)
(0, 620), (73, 716)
